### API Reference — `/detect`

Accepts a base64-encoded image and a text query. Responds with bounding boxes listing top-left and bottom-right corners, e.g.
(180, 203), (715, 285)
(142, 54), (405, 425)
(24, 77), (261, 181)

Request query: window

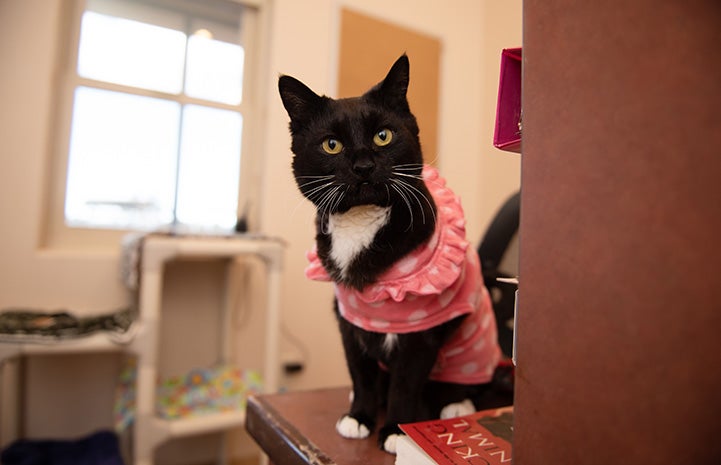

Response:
(55, 0), (258, 238)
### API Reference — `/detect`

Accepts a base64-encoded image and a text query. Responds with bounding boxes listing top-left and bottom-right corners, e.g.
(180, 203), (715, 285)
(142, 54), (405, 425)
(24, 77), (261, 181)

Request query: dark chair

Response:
(477, 191), (520, 358)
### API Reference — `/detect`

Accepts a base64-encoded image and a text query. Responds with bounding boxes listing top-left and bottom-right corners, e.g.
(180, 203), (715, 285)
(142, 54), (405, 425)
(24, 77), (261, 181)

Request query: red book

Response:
(397, 407), (513, 465)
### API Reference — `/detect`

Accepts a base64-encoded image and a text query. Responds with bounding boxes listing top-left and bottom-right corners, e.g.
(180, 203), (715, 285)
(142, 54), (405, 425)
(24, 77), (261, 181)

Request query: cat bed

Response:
(0, 430), (124, 465)
(0, 307), (135, 344)
(114, 356), (262, 430)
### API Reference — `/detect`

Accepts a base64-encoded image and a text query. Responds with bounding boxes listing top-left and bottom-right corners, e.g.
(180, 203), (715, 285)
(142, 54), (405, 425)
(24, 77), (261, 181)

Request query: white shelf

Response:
(132, 235), (284, 465)
(154, 410), (246, 438)
(0, 234), (284, 465)
(0, 331), (133, 358)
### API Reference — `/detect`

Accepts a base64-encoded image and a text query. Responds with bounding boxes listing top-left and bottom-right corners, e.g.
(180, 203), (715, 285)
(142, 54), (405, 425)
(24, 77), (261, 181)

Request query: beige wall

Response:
(0, 0), (521, 461)
(264, 0), (522, 392)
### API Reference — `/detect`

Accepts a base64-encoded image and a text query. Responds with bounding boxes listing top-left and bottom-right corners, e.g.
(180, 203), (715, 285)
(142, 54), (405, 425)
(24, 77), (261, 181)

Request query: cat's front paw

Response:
(382, 433), (403, 454)
(336, 415), (371, 439)
(440, 398), (476, 419)
(378, 425), (404, 454)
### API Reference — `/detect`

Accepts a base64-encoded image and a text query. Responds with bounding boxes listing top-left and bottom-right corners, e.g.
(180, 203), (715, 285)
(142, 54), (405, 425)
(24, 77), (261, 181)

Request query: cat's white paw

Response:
(440, 399), (476, 419)
(336, 415), (370, 439)
(383, 433), (402, 454)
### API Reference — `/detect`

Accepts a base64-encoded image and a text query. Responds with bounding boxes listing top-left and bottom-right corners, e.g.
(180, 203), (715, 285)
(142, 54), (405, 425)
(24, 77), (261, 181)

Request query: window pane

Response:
(175, 105), (242, 229)
(78, 11), (186, 93)
(185, 32), (244, 104)
(65, 87), (180, 229)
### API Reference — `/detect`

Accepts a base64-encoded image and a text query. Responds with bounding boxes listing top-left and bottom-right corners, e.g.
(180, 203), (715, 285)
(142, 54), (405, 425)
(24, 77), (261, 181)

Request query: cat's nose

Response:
(352, 159), (375, 179)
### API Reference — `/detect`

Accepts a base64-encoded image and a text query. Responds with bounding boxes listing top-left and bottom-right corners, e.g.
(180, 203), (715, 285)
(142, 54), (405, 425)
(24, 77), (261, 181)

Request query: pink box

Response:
(493, 48), (522, 153)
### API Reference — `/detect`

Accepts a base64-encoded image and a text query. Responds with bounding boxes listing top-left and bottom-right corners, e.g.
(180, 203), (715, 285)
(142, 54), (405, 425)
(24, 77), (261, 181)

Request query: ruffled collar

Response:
(356, 165), (469, 303)
(306, 165), (470, 301)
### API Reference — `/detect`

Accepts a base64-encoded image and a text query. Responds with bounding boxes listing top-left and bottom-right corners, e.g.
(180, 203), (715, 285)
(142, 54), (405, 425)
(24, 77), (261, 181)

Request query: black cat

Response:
(279, 55), (501, 453)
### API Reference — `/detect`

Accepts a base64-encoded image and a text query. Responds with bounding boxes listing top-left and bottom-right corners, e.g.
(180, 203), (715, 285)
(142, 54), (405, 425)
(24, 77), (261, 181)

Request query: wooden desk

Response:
(245, 387), (395, 465)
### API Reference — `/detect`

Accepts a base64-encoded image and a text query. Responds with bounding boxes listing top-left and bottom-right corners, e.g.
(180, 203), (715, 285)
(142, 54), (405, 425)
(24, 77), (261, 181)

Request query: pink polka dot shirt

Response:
(306, 166), (502, 385)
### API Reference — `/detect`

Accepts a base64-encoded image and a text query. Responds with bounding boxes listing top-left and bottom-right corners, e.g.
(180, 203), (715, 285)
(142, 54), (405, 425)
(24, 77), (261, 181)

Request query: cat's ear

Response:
(366, 54), (411, 112)
(278, 75), (324, 125)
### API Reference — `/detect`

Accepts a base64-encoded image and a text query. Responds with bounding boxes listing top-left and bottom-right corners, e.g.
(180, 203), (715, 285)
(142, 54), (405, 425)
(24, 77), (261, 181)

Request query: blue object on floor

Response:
(0, 430), (124, 465)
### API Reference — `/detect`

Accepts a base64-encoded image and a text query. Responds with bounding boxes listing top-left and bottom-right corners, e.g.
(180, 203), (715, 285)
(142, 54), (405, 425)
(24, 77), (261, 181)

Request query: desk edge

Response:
(245, 394), (338, 465)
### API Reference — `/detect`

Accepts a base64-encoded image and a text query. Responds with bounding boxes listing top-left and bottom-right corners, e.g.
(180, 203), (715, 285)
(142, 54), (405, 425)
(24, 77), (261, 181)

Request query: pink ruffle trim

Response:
(304, 166), (469, 304)
(356, 166), (469, 303)
(305, 247), (330, 281)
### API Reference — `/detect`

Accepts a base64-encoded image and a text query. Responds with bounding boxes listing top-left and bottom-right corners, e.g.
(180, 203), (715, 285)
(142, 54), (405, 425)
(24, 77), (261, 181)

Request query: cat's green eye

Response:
(373, 128), (393, 147)
(321, 138), (344, 155)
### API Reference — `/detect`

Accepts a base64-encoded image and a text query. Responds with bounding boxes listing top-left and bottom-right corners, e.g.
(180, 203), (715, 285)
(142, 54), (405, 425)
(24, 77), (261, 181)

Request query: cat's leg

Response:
(336, 317), (380, 439)
(378, 333), (441, 453)
(377, 317), (468, 453)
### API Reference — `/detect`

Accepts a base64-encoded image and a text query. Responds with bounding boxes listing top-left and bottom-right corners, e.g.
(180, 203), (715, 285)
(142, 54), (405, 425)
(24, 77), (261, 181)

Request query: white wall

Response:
(0, 0), (521, 460)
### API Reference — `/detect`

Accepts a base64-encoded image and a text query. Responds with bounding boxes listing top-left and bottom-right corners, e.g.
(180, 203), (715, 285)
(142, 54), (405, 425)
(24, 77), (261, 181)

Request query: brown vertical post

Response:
(515, 1), (721, 464)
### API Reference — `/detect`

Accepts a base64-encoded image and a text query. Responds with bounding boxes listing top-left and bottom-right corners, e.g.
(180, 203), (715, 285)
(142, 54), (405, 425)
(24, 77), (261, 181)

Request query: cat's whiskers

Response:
(288, 179), (335, 224)
(393, 169), (446, 192)
(392, 164), (445, 191)
(289, 178), (336, 229)
(288, 195), (323, 229)
(391, 178), (426, 225)
(392, 163), (425, 173)
(315, 184), (339, 212)
(297, 175), (336, 191)
(296, 173), (349, 234)
(297, 174), (335, 181)
(389, 181), (415, 231)
(304, 181), (336, 201)
(331, 185), (348, 213)
(393, 172), (423, 181)
(388, 173), (438, 232)
(316, 184), (344, 234)
(296, 174), (335, 179)
(392, 177), (437, 226)
(392, 160), (445, 187)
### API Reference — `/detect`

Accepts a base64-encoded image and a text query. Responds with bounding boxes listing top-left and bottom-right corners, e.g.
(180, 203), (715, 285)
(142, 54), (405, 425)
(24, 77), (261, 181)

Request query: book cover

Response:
(397, 406), (513, 465)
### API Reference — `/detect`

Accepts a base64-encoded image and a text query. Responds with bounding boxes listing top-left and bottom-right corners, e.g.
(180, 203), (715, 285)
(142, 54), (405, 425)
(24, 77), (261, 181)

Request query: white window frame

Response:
(43, 0), (270, 250)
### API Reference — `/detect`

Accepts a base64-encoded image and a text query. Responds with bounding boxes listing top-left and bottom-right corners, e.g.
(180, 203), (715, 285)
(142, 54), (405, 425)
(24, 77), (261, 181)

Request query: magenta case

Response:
(493, 48), (522, 153)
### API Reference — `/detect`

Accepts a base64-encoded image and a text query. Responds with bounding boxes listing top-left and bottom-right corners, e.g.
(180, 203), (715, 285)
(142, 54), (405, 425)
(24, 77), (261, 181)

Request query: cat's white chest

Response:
(328, 205), (391, 275)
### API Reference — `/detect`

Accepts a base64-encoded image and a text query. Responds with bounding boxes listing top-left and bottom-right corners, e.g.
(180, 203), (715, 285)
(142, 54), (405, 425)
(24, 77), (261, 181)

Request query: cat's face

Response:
(279, 55), (423, 214)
